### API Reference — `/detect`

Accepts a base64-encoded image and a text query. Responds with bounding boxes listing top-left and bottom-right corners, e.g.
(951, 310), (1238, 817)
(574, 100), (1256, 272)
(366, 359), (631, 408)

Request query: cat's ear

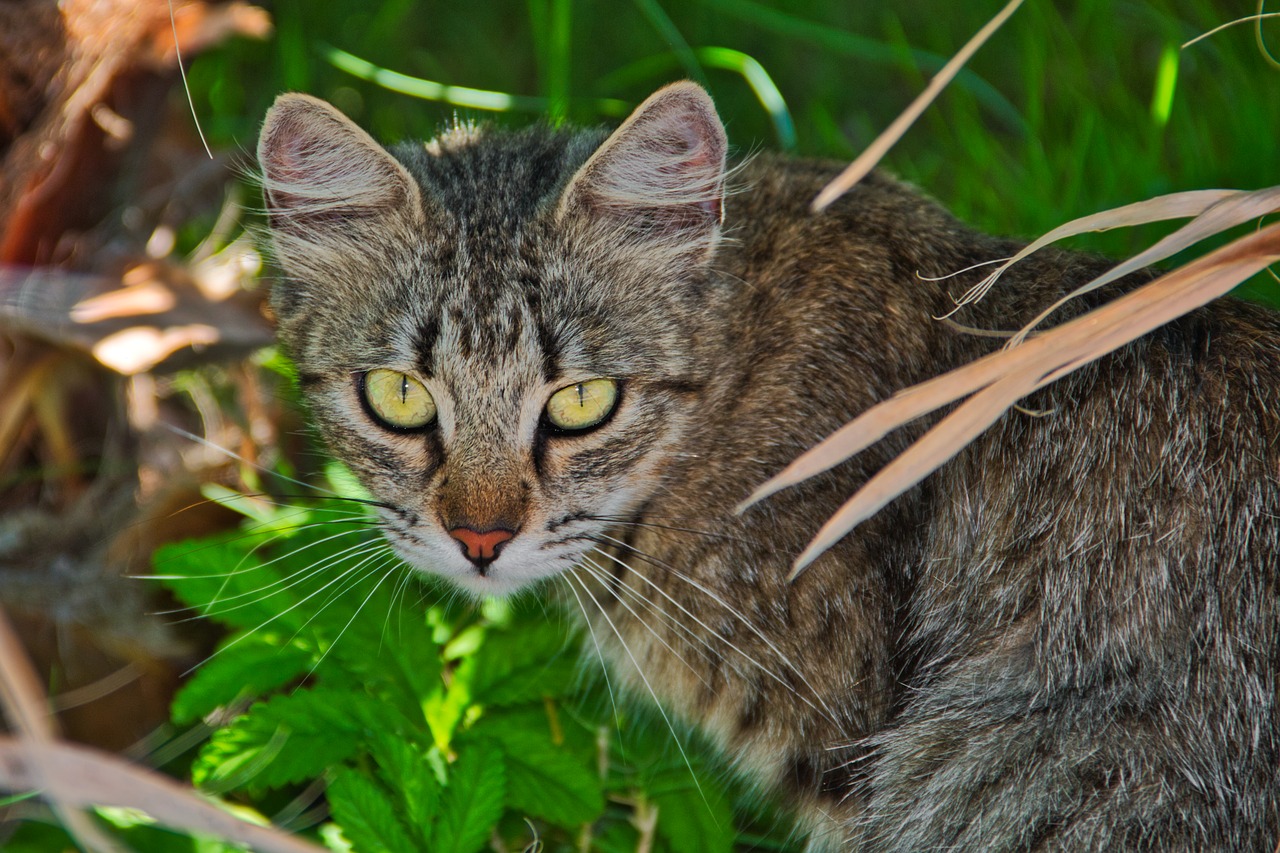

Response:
(258, 94), (425, 281)
(558, 82), (727, 259)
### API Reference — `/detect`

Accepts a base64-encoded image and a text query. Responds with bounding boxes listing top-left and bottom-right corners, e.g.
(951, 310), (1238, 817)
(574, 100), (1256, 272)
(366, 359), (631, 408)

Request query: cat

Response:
(257, 82), (1280, 850)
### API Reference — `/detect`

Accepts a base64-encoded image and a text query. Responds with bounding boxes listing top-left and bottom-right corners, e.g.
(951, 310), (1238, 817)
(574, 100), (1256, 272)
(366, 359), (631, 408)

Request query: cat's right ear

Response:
(258, 94), (425, 283)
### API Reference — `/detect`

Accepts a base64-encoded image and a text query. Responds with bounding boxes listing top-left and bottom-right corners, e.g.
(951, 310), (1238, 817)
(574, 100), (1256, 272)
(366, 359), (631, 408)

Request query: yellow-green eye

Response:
(362, 369), (437, 430)
(545, 378), (619, 431)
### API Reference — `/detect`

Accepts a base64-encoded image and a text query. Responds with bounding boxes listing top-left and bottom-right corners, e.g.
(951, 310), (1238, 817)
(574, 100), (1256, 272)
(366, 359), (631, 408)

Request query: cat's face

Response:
(259, 84), (727, 596)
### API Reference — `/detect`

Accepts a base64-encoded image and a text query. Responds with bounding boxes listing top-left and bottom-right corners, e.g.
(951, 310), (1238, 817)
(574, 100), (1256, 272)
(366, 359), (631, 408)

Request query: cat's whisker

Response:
(559, 571), (626, 739)
(587, 540), (842, 729)
(304, 556), (404, 677)
(145, 513), (380, 588)
(561, 569), (713, 809)
(580, 547), (752, 676)
(596, 532), (844, 729)
(183, 541), (393, 675)
(575, 554), (714, 690)
(161, 529), (385, 620)
(380, 558), (420, 648)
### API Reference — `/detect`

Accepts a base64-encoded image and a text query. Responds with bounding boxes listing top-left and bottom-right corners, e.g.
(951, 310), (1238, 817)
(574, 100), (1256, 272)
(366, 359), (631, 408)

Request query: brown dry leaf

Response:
(940, 189), (1238, 315)
(0, 737), (327, 853)
(0, 247), (272, 375)
(754, 222), (1280, 577)
(943, 186), (1280, 345)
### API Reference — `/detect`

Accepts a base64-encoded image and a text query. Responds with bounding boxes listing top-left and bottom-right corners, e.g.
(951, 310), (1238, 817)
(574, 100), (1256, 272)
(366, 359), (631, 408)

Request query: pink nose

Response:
(448, 527), (515, 565)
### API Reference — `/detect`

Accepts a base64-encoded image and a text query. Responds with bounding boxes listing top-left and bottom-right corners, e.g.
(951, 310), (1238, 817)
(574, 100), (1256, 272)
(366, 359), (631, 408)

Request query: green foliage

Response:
(151, 483), (784, 851)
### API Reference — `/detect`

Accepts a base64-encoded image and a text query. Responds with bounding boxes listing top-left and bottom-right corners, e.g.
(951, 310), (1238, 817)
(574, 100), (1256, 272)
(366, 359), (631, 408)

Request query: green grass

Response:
(188, 0), (1279, 304)
(189, 2), (1280, 239)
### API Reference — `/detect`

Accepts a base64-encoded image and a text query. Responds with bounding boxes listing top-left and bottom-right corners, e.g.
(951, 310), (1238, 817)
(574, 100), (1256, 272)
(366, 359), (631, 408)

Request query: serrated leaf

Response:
(155, 538), (289, 633)
(368, 734), (441, 844)
(172, 637), (313, 725)
(327, 769), (418, 853)
(192, 689), (415, 793)
(433, 739), (506, 853)
(482, 724), (603, 826)
(325, 596), (443, 713)
(465, 622), (579, 707)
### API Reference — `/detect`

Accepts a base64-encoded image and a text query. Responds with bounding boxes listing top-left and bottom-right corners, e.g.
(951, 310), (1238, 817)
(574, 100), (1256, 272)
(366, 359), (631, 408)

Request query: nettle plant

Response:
(158, 467), (795, 853)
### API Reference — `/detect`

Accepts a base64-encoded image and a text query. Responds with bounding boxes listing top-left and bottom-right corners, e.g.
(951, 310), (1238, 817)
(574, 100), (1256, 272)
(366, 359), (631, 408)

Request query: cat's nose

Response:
(448, 526), (515, 568)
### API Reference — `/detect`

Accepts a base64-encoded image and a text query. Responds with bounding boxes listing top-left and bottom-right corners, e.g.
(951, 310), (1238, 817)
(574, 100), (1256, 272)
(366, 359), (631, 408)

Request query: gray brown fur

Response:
(259, 84), (1280, 849)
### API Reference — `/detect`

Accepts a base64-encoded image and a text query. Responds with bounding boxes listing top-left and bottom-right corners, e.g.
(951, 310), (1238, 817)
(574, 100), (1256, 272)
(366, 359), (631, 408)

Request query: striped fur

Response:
(261, 83), (1280, 849)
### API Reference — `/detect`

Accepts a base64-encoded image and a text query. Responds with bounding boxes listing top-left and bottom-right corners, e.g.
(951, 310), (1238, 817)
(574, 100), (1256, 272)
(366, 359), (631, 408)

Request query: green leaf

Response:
(326, 599), (443, 712)
(192, 689), (414, 792)
(433, 739), (506, 853)
(466, 621), (579, 707)
(482, 724), (603, 826)
(327, 769), (418, 853)
(172, 636), (313, 726)
(368, 734), (441, 845)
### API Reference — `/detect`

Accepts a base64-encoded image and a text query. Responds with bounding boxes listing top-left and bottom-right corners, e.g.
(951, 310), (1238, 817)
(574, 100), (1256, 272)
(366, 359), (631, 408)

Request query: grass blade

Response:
(811, 0), (1025, 213)
(696, 47), (795, 150)
(324, 44), (628, 116)
(783, 221), (1280, 577)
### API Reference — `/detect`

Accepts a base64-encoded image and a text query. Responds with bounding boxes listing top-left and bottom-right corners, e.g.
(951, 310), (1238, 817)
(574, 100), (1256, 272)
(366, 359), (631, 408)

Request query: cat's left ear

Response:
(558, 82), (727, 259)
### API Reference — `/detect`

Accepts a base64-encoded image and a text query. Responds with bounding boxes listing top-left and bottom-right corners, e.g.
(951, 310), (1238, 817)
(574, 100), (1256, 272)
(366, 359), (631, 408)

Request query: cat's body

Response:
(259, 84), (1280, 849)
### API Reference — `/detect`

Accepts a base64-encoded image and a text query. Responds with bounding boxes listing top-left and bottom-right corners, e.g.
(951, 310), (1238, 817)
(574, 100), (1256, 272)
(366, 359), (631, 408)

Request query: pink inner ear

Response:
(259, 101), (407, 224)
(577, 91), (728, 233)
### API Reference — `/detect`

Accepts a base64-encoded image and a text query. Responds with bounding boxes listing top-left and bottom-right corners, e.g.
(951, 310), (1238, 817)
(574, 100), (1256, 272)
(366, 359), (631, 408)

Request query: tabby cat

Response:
(258, 82), (1280, 849)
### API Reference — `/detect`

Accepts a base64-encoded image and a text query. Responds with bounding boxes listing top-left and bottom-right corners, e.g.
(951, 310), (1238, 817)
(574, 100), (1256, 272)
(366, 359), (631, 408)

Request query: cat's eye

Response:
(545, 378), (619, 431)
(361, 369), (437, 430)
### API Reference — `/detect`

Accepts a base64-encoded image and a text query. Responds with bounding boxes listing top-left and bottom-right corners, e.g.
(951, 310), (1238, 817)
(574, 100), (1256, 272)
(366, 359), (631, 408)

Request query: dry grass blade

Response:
(1182, 10), (1280, 48)
(1005, 186), (1280, 345)
(942, 189), (1238, 315)
(780, 222), (1280, 577)
(0, 737), (327, 853)
(0, 604), (124, 852)
(810, 0), (1024, 213)
(0, 603), (323, 853)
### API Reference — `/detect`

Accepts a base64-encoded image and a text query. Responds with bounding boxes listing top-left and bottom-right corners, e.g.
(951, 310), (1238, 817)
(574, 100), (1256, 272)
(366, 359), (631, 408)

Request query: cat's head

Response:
(258, 83), (728, 597)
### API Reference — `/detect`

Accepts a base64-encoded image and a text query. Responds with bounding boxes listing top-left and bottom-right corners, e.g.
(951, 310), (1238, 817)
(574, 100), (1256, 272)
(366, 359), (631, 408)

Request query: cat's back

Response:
(708, 155), (1280, 849)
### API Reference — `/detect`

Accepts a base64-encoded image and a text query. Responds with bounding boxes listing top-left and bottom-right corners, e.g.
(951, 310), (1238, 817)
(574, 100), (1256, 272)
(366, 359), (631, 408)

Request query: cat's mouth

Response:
(384, 523), (569, 599)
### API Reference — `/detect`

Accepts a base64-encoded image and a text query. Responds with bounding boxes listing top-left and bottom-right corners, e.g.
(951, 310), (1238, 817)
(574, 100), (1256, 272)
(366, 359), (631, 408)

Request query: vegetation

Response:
(5, 0), (1278, 851)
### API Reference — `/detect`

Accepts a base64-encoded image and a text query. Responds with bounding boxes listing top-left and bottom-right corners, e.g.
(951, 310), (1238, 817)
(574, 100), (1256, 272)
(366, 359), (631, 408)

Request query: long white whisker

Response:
(587, 544), (824, 713)
(184, 540), (389, 674)
(559, 572), (625, 745)
(163, 531), (384, 621)
(598, 532), (843, 729)
(562, 569), (714, 814)
(577, 555), (713, 691)
(149, 516), (377, 585)
(305, 557), (403, 677)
